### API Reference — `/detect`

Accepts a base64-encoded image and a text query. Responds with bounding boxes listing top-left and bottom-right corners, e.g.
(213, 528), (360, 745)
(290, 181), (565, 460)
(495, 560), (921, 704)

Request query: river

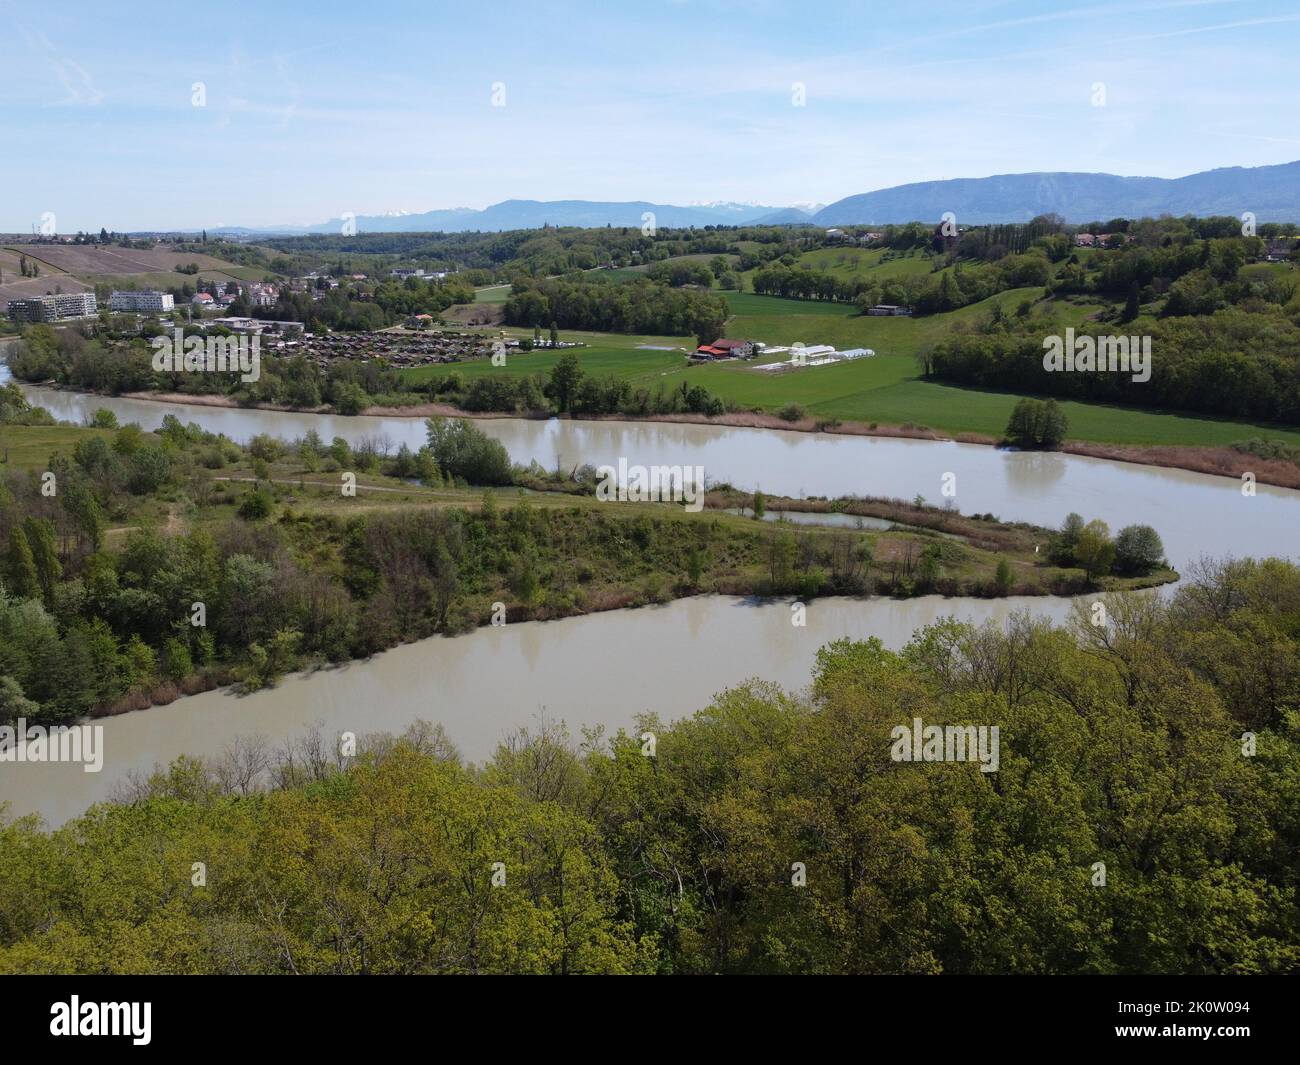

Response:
(1, 374), (1297, 826)
(10, 381), (1300, 569)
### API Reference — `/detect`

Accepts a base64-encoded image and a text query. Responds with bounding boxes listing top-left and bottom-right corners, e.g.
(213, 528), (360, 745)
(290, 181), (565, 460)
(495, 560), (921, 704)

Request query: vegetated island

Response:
(0, 390), (1175, 725)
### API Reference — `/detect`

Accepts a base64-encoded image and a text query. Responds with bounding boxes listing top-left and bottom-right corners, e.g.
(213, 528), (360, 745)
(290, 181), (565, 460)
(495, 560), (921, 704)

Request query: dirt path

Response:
(214, 476), (437, 495)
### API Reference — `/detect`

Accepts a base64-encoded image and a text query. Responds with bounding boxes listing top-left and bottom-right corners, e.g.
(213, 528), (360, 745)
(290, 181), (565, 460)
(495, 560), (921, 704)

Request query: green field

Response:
(748, 245), (937, 283)
(408, 282), (1300, 450)
(473, 283), (513, 304)
(0, 424), (113, 469)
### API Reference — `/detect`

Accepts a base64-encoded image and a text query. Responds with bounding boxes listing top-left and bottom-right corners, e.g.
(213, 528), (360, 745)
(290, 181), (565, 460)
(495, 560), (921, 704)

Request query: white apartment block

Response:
(109, 290), (175, 313)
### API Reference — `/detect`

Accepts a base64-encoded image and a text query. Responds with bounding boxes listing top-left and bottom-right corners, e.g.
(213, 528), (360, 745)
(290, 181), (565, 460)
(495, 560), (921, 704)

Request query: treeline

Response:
(254, 224), (803, 280)
(1043, 513), (1166, 580)
(427, 353), (730, 418)
(250, 275), (475, 332)
(504, 276), (728, 340)
(749, 253), (1053, 312)
(2, 557), (1297, 974)
(925, 307), (1300, 424)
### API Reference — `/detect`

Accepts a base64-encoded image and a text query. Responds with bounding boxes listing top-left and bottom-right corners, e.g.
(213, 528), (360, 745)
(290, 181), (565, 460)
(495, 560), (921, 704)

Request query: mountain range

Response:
(813, 161), (1300, 225)
(209, 161), (1300, 235)
(212, 201), (813, 237)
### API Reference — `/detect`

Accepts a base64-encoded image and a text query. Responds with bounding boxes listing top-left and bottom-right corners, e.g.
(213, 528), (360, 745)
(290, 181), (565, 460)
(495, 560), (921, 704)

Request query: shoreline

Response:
(22, 382), (1300, 491)
(87, 570), (1172, 725)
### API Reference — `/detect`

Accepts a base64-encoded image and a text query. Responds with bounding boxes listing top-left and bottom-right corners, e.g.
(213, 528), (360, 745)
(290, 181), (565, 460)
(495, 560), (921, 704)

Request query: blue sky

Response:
(2, 0), (1300, 231)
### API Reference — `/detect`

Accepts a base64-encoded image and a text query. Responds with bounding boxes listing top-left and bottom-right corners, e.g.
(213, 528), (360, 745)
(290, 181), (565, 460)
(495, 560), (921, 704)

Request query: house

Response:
(694, 338), (755, 359)
(866, 304), (912, 316)
(713, 338), (756, 357)
(1264, 240), (1297, 263)
(243, 282), (279, 307)
(191, 292), (214, 306)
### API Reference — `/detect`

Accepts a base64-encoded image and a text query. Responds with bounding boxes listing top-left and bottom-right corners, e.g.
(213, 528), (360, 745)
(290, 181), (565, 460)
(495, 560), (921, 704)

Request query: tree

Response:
(425, 418), (513, 486)
(1005, 398), (1040, 447)
(1113, 524), (1165, 576)
(334, 382), (368, 416)
(1049, 512), (1085, 565)
(768, 530), (796, 590)
(687, 545), (704, 586)
(1075, 520), (1115, 582)
(994, 557), (1013, 595)
(1040, 399), (1068, 447)
(0, 674), (38, 727)
(545, 352), (583, 413)
(1121, 280), (1140, 323)
(22, 518), (62, 607)
(1005, 397), (1067, 449)
(918, 543), (943, 589)
(4, 526), (39, 600)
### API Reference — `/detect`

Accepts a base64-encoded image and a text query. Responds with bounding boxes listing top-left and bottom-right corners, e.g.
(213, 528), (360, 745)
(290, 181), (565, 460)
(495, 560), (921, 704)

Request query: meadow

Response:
(408, 284), (1300, 448)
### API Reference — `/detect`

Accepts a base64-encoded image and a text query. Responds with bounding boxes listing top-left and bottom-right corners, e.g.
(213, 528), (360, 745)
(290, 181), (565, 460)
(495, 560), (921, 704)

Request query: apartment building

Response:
(109, 290), (175, 313)
(5, 292), (98, 322)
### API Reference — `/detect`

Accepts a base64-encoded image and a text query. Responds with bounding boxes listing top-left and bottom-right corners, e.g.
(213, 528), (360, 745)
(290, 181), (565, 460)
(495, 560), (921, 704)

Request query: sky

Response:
(2, 0), (1300, 231)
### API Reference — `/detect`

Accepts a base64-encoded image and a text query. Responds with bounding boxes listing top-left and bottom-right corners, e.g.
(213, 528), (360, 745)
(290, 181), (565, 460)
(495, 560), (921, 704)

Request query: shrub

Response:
(238, 488), (273, 521)
(425, 417), (513, 486)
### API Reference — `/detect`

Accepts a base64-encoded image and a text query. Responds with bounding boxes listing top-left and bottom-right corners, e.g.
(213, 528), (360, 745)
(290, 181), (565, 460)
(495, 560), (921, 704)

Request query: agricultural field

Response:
(403, 286), (1300, 449)
(0, 246), (93, 306)
(7, 244), (256, 277)
(0, 243), (277, 302)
